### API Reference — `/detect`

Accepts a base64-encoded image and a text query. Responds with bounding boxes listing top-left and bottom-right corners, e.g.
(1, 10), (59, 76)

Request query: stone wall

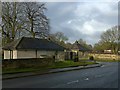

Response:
(56, 51), (65, 61)
(89, 53), (120, 60)
(2, 58), (55, 69)
(37, 51), (55, 58)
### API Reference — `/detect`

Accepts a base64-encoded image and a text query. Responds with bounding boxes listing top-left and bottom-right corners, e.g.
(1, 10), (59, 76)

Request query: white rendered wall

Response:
(4, 50), (65, 60)
(4, 50), (10, 59)
(37, 51), (55, 58)
(13, 50), (17, 59)
(17, 50), (36, 59)
(57, 51), (65, 61)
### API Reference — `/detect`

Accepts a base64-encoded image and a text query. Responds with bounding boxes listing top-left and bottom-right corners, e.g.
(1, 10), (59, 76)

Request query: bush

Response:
(89, 56), (94, 60)
(74, 56), (78, 62)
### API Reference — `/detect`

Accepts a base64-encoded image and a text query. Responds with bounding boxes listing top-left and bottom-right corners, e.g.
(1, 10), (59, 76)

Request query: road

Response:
(3, 62), (119, 88)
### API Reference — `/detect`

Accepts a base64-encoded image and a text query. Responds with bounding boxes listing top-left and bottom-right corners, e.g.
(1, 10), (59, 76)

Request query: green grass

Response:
(94, 59), (120, 62)
(3, 60), (97, 74)
(3, 67), (49, 74)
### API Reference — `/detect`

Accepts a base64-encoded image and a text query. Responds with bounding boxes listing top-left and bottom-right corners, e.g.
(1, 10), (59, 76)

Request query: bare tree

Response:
(94, 26), (119, 54)
(54, 32), (68, 42)
(1, 2), (50, 46)
(78, 38), (92, 50)
(101, 26), (118, 43)
(48, 32), (68, 47)
(78, 39), (86, 45)
(22, 2), (50, 38)
(2, 2), (24, 45)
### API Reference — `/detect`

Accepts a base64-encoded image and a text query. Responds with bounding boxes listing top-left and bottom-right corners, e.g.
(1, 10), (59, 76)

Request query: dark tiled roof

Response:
(3, 37), (65, 51)
(72, 41), (91, 52)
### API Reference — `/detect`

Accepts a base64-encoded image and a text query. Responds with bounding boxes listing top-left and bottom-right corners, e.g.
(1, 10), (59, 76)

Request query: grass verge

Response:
(3, 60), (97, 74)
(94, 59), (120, 62)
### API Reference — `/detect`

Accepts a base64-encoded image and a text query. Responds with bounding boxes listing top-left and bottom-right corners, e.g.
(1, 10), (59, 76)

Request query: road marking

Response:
(101, 65), (105, 67)
(67, 80), (79, 84)
(84, 78), (89, 80)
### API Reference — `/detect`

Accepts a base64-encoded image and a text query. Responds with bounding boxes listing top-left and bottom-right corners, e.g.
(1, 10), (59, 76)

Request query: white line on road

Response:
(67, 80), (79, 84)
(101, 65), (105, 67)
(84, 78), (89, 80)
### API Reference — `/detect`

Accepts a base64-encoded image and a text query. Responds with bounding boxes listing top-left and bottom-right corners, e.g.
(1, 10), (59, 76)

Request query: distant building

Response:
(104, 50), (112, 54)
(3, 37), (65, 61)
(65, 41), (91, 61)
(118, 51), (120, 55)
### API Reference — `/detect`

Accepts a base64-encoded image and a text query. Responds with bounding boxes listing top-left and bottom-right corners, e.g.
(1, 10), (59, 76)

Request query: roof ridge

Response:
(48, 39), (66, 49)
(3, 37), (65, 51)
(14, 37), (24, 49)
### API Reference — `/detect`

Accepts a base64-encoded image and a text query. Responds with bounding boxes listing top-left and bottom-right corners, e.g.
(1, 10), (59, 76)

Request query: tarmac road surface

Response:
(3, 62), (119, 88)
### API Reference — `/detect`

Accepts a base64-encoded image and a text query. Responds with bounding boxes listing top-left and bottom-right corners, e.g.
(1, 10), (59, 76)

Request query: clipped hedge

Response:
(2, 58), (55, 69)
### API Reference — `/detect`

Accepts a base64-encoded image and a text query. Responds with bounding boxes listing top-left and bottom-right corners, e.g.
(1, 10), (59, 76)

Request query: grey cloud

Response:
(45, 2), (117, 45)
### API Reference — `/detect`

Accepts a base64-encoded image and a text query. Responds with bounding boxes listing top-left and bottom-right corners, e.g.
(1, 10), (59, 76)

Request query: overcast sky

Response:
(45, 1), (118, 45)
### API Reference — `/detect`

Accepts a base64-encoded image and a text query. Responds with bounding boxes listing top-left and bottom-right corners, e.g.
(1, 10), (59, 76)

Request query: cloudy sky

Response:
(2, 0), (118, 45)
(45, 1), (118, 45)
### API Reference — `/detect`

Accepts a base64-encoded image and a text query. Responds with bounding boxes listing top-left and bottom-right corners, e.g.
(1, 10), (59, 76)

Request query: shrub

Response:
(74, 56), (78, 62)
(89, 56), (94, 60)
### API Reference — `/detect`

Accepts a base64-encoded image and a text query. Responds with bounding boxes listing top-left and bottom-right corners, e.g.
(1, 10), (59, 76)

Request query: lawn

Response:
(3, 60), (97, 74)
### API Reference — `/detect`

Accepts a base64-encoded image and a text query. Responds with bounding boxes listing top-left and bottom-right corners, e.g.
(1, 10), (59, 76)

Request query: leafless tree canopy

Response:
(94, 26), (119, 54)
(1, 2), (50, 46)
(101, 26), (118, 43)
(22, 2), (50, 38)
